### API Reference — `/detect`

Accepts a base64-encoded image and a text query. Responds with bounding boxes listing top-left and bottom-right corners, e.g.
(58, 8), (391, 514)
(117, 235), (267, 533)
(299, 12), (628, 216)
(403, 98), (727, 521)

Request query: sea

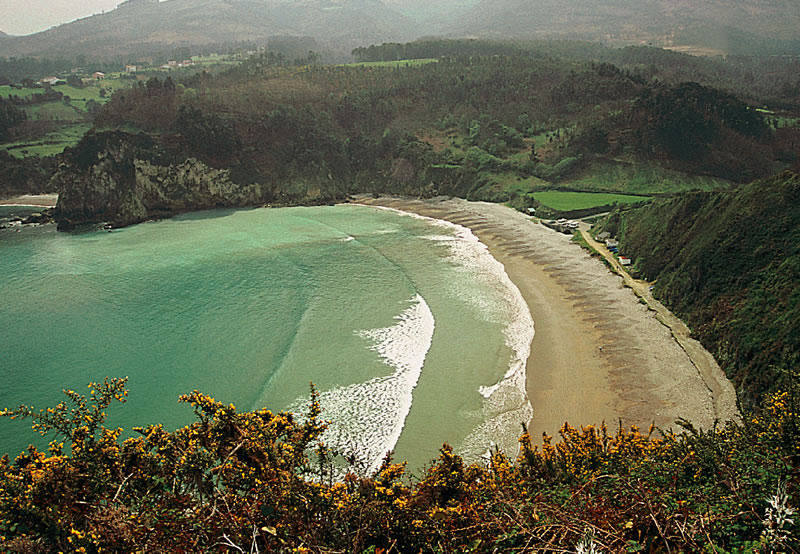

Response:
(0, 204), (533, 474)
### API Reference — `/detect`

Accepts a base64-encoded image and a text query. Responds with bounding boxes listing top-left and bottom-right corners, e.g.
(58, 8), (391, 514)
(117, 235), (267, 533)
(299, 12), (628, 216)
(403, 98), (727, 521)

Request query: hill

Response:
(0, 0), (414, 59)
(44, 44), (792, 229)
(452, 0), (800, 55)
(0, 0), (798, 60)
(598, 171), (800, 406)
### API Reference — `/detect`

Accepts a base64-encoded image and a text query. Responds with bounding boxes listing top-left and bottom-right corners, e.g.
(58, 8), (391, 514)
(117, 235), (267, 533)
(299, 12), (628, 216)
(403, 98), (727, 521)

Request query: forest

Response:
(34, 39), (799, 229)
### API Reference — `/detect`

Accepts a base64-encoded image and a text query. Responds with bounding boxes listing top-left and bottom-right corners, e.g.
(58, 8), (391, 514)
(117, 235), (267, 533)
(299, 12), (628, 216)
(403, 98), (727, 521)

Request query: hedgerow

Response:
(0, 377), (798, 552)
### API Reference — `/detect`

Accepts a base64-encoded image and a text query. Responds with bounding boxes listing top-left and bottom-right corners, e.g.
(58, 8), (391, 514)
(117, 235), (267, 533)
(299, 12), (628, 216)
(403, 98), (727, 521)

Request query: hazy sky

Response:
(0, 0), (126, 36)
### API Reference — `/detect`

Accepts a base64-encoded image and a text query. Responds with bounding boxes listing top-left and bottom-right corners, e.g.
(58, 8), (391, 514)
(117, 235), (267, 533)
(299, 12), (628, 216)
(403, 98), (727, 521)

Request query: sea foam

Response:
(289, 294), (434, 476)
(371, 206), (535, 462)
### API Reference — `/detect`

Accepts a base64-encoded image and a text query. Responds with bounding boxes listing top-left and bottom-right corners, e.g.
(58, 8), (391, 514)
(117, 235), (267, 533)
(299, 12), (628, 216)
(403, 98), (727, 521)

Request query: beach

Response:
(0, 194), (58, 208)
(357, 196), (740, 440)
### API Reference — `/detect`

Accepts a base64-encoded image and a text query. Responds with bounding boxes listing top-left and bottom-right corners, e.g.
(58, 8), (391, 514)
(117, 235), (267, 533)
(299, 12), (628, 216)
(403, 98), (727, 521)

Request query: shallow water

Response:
(0, 205), (532, 472)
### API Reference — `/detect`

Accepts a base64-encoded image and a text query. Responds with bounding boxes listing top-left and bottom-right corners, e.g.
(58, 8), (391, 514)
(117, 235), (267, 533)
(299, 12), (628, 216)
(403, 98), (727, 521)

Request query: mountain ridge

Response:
(0, 0), (798, 60)
(0, 0), (415, 59)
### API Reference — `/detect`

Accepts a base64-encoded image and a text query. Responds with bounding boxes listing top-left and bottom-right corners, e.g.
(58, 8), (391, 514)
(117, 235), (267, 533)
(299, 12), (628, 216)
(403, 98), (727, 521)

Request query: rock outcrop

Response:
(53, 130), (270, 230)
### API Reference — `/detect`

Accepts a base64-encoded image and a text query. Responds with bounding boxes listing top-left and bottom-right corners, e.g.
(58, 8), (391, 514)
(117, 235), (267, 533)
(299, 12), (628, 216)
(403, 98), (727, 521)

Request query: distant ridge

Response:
(0, 0), (415, 59)
(450, 0), (800, 54)
(0, 0), (797, 59)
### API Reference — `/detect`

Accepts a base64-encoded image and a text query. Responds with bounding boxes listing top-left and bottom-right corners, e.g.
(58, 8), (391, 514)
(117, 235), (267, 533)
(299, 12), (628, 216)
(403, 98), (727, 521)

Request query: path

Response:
(579, 223), (740, 423)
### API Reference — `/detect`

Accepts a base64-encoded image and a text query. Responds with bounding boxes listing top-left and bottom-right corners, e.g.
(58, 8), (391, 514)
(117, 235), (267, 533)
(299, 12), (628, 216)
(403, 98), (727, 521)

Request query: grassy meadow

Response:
(534, 190), (649, 211)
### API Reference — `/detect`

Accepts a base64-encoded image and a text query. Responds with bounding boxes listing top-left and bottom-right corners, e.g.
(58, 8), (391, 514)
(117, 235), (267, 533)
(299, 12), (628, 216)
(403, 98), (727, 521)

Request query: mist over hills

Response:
(0, 0), (798, 60)
(453, 0), (800, 54)
(0, 0), (415, 59)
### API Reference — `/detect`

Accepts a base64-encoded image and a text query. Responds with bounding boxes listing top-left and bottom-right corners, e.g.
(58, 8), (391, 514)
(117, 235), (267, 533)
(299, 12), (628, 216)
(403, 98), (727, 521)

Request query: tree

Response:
(0, 97), (27, 141)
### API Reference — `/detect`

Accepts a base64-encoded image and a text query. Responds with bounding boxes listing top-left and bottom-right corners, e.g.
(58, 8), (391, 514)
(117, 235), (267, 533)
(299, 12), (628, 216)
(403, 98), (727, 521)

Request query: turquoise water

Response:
(0, 205), (532, 473)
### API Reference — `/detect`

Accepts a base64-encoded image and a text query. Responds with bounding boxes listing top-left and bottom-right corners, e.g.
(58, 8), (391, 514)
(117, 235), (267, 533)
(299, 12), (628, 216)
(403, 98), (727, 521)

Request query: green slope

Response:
(600, 170), (800, 405)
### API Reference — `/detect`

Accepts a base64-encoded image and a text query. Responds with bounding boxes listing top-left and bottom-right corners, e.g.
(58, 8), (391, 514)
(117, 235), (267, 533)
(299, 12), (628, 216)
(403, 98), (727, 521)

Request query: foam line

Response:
(289, 294), (434, 475)
(370, 205), (535, 461)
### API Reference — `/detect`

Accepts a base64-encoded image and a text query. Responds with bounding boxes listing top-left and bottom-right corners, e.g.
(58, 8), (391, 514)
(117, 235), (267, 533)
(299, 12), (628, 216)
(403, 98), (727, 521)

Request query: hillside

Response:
(0, 0), (414, 59)
(598, 171), (800, 406)
(453, 0), (800, 54)
(0, 0), (798, 60)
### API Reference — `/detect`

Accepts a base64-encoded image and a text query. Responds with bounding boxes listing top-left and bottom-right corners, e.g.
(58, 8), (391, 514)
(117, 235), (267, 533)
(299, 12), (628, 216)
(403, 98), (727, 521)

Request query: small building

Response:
(38, 76), (61, 86)
(618, 256), (632, 266)
(92, 72), (106, 80)
(168, 60), (178, 67)
(125, 65), (138, 73)
(606, 238), (619, 248)
(597, 231), (611, 241)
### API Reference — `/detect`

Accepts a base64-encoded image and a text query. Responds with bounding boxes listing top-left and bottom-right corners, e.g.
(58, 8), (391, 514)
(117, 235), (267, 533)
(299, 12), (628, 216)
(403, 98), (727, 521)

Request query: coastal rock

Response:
(53, 130), (269, 230)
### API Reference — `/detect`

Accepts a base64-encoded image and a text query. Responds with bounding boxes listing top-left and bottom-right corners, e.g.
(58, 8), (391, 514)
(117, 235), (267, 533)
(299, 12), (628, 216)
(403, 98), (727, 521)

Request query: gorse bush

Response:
(0, 378), (798, 552)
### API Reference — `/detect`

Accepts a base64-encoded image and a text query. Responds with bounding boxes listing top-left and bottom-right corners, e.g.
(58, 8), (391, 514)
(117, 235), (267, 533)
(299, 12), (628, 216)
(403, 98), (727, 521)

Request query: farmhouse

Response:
(92, 72), (106, 80)
(125, 65), (138, 73)
(38, 76), (62, 86)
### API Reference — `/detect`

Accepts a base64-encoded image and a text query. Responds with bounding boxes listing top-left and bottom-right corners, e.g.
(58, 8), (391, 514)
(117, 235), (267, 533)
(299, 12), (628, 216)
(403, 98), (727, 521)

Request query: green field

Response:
(4, 123), (91, 158)
(569, 160), (732, 195)
(0, 86), (39, 99)
(344, 58), (439, 68)
(1, 80), (132, 158)
(25, 102), (85, 121)
(534, 190), (649, 211)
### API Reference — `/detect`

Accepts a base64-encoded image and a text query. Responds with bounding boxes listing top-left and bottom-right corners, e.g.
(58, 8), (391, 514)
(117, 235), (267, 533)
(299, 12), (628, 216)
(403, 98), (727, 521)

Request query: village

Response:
(32, 58), (199, 88)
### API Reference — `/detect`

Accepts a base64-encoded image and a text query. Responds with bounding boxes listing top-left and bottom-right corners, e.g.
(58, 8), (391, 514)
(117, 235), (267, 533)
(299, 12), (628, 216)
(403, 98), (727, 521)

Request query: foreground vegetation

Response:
(0, 377), (798, 552)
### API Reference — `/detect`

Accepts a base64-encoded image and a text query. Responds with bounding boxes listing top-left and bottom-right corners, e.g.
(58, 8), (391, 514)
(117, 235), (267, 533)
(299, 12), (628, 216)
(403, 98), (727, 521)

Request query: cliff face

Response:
(53, 131), (269, 230)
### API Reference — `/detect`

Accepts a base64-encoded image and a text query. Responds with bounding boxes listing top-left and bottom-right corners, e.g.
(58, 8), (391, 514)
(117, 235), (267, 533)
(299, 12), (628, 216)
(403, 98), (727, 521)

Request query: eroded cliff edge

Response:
(52, 131), (272, 230)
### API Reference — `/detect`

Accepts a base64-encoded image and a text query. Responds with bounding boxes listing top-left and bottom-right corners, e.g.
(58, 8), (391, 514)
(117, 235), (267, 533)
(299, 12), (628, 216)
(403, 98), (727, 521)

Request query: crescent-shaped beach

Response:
(357, 196), (740, 440)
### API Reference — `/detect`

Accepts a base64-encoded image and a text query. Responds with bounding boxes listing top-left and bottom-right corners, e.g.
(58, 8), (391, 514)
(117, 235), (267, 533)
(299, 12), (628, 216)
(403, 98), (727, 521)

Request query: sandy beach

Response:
(357, 196), (740, 441)
(0, 194), (58, 208)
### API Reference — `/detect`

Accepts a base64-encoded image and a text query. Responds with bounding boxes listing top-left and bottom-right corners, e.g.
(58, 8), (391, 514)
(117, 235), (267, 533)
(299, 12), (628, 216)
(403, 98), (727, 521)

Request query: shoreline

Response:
(0, 194), (59, 208)
(356, 196), (740, 440)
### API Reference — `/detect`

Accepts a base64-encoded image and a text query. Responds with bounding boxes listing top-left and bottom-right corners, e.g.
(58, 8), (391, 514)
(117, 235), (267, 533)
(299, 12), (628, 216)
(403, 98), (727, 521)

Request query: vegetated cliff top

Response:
(1, 376), (799, 551)
(600, 170), (800, 406)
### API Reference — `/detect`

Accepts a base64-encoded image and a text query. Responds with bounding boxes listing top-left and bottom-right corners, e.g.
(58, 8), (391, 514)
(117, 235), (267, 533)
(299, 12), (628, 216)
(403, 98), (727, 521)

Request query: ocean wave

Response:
(288, 294), (434, 476)
(370, 206), (535, 462)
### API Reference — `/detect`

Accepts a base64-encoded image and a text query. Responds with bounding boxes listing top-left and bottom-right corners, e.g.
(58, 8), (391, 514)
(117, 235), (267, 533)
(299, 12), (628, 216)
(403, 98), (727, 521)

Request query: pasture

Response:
(534, 190), (649, 211)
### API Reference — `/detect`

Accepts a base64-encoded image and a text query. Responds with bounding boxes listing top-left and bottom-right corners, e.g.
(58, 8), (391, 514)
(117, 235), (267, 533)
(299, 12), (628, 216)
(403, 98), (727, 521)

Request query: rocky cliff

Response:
(53, 131), (270, 230)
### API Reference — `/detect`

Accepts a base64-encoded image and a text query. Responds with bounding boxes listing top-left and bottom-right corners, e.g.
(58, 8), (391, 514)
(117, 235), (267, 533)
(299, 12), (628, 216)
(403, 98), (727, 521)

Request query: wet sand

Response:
(356, 196), (740, 441)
